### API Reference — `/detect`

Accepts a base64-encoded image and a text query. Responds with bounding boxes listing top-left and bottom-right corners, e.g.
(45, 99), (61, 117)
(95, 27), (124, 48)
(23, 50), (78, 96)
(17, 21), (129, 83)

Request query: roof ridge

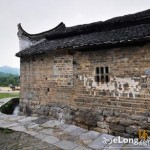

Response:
(17, 9), (150, 39)
(17, 9), (150, 40)
(105, 9), (150, 23)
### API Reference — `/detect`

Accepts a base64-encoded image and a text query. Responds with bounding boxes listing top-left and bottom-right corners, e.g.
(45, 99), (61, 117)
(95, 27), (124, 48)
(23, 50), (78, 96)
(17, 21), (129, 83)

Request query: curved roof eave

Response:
(17, 22), (66, 38)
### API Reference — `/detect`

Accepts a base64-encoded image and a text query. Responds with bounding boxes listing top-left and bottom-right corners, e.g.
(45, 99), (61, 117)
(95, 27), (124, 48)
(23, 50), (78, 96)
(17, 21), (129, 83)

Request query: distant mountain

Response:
(0, 66), (20, 75)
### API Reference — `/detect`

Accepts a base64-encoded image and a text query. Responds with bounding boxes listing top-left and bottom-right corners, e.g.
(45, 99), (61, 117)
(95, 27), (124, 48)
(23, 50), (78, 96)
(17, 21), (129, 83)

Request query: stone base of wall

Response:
(19, 101), (150, 138)
(19, 101), (74, 123)
(74, 109), (150, 138)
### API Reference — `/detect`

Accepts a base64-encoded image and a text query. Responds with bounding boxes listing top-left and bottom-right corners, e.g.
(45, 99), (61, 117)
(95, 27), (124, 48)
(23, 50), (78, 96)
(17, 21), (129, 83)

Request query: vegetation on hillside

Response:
(0, 72), (19, 86)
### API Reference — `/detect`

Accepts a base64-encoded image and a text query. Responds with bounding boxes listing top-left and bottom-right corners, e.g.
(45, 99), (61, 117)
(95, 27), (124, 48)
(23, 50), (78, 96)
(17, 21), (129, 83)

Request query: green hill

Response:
(0, 72), (19, 87)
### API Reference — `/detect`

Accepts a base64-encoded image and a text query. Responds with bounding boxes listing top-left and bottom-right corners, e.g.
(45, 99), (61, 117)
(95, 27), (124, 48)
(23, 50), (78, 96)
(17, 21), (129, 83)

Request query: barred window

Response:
(95, 67), (110, 83)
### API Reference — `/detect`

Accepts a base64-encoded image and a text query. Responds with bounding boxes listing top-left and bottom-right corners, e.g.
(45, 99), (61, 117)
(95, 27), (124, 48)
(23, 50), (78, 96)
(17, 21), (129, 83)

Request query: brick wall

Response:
(19, 44), (150, 137)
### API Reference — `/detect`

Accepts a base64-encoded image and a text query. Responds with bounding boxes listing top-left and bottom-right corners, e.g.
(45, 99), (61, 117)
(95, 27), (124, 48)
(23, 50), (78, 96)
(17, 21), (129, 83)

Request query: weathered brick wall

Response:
(19, 43), (150, 137)
(19, 50), (75, 121)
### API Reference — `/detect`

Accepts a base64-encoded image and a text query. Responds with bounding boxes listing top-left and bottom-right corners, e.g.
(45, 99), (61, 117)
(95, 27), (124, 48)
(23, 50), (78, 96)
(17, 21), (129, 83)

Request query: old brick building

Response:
(16, 9), (150, 137)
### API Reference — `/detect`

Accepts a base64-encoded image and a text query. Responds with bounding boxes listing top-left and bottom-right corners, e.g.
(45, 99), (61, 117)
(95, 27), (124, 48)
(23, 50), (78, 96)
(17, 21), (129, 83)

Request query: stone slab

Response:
(122, 143), (150, 150)
(59, 123), (69, 130)
(24, 130), (38, 136)
(80, 131), (100, 145)
(20, 121), (37, 128)
(34, 132), (48, 139)
(88, 134), (114, 150)
(40, 120), (61, 128)
(9, 125), (27, 132)
(18, 117), (37, 123)
(26, 124), (39, 129)
(105, 137), (127, 150)
(0, 115), (12, 120)
(70, 127), (88, 137)
(54, 140), (78, 150)
(32, 116), (50, 124)
(42, 135), (59, 144)
(64, 125), (79, 133)
(39, 128), (54, 135)
(30, 125), (43, 131)
(0, 122), (19, 128)
(8, 116), (26, 121)
(73, 146), (92, 150)
(105, 143), (125, 150)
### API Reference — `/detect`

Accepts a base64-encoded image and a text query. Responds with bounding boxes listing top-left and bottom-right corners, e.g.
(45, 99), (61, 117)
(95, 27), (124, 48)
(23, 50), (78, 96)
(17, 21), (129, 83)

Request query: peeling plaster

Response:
(78, 75), (141, 98)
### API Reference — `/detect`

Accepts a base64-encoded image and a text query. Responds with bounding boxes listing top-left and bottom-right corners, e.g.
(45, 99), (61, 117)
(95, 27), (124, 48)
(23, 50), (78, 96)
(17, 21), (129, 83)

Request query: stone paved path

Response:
(0, 128), (61, 150)
(0, 112), (149, 150)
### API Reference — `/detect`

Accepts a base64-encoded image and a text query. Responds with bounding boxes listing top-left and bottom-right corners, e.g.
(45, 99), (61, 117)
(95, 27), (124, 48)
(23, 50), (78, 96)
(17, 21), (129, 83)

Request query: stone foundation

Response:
(19, 101), (150, 138)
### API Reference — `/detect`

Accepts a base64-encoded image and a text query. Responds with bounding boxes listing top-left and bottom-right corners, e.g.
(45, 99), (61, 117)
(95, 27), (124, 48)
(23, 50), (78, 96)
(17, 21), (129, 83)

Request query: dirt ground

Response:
(0, 87), (19, 93)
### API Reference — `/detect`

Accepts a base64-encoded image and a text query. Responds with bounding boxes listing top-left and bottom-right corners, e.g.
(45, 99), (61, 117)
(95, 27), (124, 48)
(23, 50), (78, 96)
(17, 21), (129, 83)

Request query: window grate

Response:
(95, 67), (110, 83)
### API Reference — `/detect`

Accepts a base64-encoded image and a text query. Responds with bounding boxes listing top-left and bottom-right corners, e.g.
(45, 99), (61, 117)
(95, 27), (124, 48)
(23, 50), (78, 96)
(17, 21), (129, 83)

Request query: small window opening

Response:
(96, 67), (99, 74)
(95, 75), (100, 82)
(101, 75), (104, 83)
(105, 67), (109, 74)
(106, 75), (109, 83)
(101, 67), (104, 74)
(95, 67), (110, 83)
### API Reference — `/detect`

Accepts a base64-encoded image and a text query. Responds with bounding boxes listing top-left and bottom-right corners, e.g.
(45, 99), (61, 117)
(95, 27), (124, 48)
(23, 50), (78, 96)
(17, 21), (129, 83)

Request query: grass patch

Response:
(0, 93), (19, 99)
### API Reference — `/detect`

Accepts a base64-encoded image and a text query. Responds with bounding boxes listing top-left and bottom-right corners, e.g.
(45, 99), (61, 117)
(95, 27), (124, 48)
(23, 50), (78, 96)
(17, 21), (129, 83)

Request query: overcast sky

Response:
(0, 0), (150, 68)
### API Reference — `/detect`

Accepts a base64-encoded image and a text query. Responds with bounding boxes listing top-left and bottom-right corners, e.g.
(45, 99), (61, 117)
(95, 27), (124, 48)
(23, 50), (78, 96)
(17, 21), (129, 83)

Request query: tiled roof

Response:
(16, 9), (150, 57)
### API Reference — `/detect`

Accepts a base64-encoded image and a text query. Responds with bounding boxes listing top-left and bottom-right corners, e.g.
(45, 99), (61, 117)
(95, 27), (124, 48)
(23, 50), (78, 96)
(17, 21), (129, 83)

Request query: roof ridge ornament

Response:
(17, 22), (66, 38)
(17, 23), (28, 37)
